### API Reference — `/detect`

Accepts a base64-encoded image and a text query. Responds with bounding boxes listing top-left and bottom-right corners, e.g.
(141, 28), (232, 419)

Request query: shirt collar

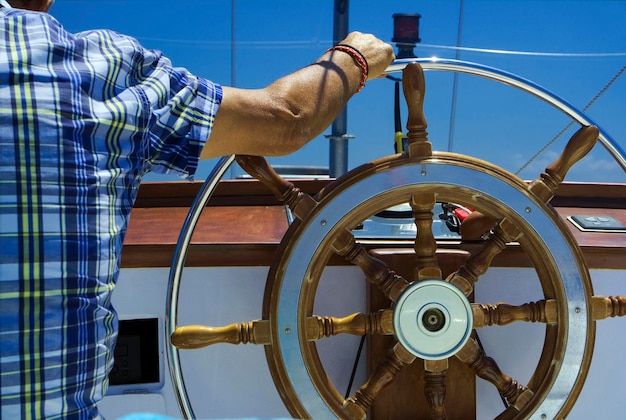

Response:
(0, 0), (12, 9)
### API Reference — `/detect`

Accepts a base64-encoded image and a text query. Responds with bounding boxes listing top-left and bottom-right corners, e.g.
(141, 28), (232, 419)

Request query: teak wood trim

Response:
(367, 249), (477, 419)
(121, 180), (626, 269)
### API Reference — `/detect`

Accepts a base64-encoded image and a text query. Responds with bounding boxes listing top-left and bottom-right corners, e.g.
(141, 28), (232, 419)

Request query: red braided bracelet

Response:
(326, 44), (369, 93)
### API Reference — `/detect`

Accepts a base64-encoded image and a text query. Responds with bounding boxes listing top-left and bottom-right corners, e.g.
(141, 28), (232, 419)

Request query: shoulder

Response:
(1, 8), (66, 36)
(74, 28), (146, 54)
(71, 28), (170, 80)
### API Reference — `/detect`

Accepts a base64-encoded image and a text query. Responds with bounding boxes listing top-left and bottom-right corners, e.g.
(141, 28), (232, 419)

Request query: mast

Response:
(328, 0), (351, 178)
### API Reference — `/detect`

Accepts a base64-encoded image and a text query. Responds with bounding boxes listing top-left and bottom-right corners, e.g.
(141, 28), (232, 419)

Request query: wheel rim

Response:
(264, 153), (594, 419)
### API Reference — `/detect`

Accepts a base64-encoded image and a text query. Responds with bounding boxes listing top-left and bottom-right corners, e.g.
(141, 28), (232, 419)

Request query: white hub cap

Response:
(393, 279), (473, 360)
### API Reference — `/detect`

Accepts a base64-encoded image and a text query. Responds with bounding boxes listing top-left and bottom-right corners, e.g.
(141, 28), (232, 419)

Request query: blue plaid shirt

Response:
(0, 6), (222, 419)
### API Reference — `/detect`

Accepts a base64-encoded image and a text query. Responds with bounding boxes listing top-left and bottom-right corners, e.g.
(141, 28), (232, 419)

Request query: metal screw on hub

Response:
(422, 308), (446, 332)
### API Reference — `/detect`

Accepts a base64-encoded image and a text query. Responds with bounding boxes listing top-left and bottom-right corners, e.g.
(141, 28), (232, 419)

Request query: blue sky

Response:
(50, 0), (626, 183)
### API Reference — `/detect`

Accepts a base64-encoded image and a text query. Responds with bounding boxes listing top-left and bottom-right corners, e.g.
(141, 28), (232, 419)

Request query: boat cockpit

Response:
(99, 56), (626, 419)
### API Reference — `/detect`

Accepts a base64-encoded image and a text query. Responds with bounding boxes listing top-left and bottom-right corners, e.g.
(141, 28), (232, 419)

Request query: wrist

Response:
(325, 44), (369, 93)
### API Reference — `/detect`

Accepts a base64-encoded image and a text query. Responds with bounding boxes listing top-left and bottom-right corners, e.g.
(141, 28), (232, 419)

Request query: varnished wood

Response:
(592, 295), (626, 320)
(402, 62), (431, 158)
(461, 125), (600, 241)
(550, 182), (626, 209)
(134, 178), (329, 208)
(547, 127), (599, 194)
(411, 192), (442, 280)
(331, 229), (410, 302)
(472, 300), (558, 328)
(368, 249), (476, 420)
(125, 206), (285, 247)
(235, 155), (318, 220)
(121, 180), (626, 269)
(305, 311), (394, 341)
(171, 320), (271, 349)
(121, 205), (287, 268)
(345, 342), (416, 418)
(529, 125), (599, 202)
(454, 338), (532, 410)
(424, 359), (449, 420)
(122, 243), (279, 269)
(448, 220), (519, 296)
(132, 179), (626, 210)
(170, 311), (396, 350)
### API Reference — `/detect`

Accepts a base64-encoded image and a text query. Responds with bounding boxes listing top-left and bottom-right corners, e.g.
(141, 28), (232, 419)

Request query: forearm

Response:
(262, 49), (366, 152)
(202, 53), (362, 159)
(201, 32), (394, 159)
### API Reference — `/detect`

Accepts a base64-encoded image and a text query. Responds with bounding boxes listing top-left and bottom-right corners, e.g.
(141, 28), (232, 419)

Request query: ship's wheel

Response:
(166, 61), (626, 419)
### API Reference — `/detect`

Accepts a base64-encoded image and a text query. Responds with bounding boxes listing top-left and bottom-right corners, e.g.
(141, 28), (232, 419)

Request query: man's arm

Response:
(201, 32), (395, 159)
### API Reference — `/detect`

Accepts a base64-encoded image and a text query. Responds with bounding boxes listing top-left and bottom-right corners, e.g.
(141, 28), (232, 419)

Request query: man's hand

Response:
(340, 31), (396, 80)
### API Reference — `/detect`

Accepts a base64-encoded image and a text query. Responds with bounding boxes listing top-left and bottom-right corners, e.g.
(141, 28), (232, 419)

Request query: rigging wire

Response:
(515, 64), (626, 175)
(135, 36), (626, 58)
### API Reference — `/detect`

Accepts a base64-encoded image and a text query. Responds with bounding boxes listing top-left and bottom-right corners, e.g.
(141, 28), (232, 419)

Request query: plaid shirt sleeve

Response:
(0, 7), (221, 419)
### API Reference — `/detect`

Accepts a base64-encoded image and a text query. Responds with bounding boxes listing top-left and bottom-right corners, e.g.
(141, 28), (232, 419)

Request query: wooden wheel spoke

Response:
(411, 192), (442, 280)
(447, 220), (519, 296)
(403, 63), (432, 158)
(455, 338), (534, 412)
(170, 309), (397, 348)
(305, 310), (395, 341)
(451, 125), (597, 298)
(235, 155), (317, 220)
(332, 228), (410, 302)
(472, 300), (557, 328)
(424, 359), (449, 420)
(404, 63), (441, 280)
(528, 125), (599, 203)
(460, 125), (599, 243)
(171, 319), (270, 349)
(592, 295), (626, 320)
(344, 342), (416, 419)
